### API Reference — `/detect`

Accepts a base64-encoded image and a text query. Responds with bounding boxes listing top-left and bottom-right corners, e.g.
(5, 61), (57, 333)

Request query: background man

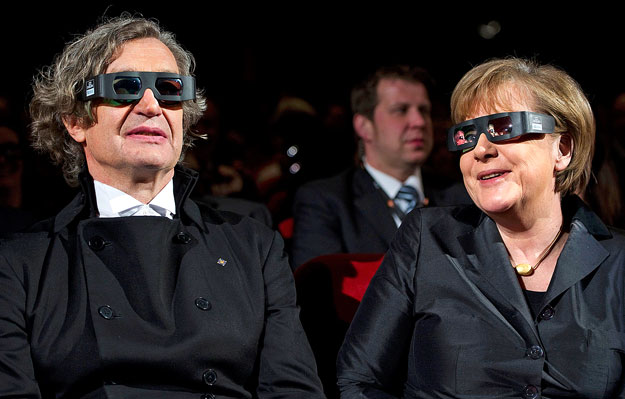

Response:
(0, 15), (324, 398)
(291, 65), (470, 268)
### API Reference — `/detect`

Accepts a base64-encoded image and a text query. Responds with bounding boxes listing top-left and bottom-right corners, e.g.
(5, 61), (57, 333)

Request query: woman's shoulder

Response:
(604, 225), (625, 253)
(385, 203), (485, 262)
(402, 203), (485, 234)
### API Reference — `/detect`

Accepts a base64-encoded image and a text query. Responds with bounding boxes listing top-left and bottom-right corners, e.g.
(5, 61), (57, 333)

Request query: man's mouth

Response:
(405, 138), (425, 146)
(126, 127), (167, 139)
(130, 132), (162, 137)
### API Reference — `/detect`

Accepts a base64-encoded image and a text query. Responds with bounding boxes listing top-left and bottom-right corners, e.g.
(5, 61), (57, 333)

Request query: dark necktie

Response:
(395, 185), (421, 214)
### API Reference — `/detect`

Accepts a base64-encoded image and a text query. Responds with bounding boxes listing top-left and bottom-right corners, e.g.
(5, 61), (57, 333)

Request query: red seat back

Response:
(295, 253), (384, 323)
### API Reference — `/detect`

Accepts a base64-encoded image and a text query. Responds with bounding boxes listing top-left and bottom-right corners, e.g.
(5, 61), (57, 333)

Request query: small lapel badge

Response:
(217, 258), (228, 267)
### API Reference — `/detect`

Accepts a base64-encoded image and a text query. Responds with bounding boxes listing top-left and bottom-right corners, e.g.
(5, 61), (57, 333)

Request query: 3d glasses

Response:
(448, 111), (556, 152)
(81, 72), (196, 105)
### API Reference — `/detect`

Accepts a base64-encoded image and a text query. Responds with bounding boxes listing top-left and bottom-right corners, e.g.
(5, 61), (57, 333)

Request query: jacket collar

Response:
(454, 195), (611, 341)
(562, 195), (611, 238)
(53, 165), (204, 233)
(353, 167), (398, 242)
(544, 195), (611, 304)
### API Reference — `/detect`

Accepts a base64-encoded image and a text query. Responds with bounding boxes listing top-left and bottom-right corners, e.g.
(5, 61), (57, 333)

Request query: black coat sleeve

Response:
(291, 183), (346, 269)
(0, 245), (41, 398)
(257, 230), (326, 398)
(336, 211), (421, 398)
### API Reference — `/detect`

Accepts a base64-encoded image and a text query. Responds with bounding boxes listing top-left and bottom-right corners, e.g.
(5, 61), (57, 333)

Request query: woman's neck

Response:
(492, 194), (567, 292)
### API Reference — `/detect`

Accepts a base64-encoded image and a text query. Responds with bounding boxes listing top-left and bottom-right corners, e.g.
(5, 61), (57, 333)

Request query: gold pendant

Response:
(515, 263), (534, 276)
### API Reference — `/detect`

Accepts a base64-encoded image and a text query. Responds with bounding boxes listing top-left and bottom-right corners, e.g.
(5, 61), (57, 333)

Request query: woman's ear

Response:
(555, 133), (573, 171)
(62, 115), (87, 144)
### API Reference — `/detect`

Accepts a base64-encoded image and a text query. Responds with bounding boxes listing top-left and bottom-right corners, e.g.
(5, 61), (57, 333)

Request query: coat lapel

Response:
(352, 168), (397, 244)
(451, 197), (612, 345)
(455, 212), (539, 342)
(544, 197), (611, 306)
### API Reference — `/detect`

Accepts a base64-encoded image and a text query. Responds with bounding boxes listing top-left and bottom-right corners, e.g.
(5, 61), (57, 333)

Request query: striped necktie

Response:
(395, 185), (421, 214)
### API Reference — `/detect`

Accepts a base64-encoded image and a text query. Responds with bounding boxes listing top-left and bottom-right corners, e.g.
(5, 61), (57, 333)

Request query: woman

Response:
(336, 58), (625, 398)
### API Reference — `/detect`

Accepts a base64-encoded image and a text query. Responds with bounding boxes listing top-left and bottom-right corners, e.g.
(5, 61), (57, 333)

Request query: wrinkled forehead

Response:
(106, 38), (179, 74)
(463, 83), (537, 121)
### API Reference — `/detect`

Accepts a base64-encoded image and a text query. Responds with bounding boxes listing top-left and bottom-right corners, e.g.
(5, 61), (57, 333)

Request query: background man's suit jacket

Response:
(291, 166), (471, 268)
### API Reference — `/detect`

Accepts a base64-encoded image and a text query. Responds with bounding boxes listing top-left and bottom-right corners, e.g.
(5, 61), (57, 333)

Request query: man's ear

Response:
(353, 114), (374, 142)
(62, 115), (87, 144)
(555, 133), (573, 172)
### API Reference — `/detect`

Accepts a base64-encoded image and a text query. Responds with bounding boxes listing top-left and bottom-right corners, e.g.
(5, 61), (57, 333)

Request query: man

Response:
(291, 65), (470, 268)
(0, 16), (324, 398)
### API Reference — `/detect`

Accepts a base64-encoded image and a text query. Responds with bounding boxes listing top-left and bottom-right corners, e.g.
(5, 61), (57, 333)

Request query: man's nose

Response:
(133, 88), (162, 116)
(407, 108), (426, 127)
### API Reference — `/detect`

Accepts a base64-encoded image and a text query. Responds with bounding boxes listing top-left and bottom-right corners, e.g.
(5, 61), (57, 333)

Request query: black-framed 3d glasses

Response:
(81, 71), (196, 105)
(447, 111), (556, 152)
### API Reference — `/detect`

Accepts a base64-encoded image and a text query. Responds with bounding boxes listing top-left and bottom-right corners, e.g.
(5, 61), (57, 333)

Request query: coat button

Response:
(203, 369), (217, 386)
(540, 306), (555, 320)
(88, 236), (107, 250)
(174, 231), (192, 244)
(522, 384), (539, 399)
(195, 297), (212, 311)
(526, 345), (544, 359)
(98, 305), (115, 320)
(201, 394), (215, 399)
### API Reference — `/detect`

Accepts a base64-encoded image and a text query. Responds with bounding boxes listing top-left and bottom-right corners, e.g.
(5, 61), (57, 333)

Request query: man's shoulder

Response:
(192, 198), (275, 238)
(195, 195), (272, 227)
(190, 199), (284, 264)
(296, 167), (372, 197)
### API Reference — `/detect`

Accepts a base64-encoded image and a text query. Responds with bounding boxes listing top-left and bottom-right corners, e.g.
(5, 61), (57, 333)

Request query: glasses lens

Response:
(454, 127), (469, 146)
(113, 77), (142, 95)
(488, 116), (513, 138)
(460, 127), (478, 145)
(155, 78), (183, 97)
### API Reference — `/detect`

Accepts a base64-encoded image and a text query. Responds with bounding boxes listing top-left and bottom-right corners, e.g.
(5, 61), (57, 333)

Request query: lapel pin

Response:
(217, 258), (228, 267)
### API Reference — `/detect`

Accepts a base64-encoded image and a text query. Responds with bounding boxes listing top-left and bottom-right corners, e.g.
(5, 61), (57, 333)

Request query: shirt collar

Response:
(94, 179), (176, 219)
(363, 159), (424, 199)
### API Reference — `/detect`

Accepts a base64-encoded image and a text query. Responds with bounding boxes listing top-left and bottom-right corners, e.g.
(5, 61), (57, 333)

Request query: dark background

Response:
(3, 5), (625, 118)
(2, 5), (624, 221)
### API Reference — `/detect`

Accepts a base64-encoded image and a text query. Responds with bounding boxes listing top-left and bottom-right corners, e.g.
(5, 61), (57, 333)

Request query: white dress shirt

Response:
(94, 179), (176, 219)
(363, 161), (424, 227)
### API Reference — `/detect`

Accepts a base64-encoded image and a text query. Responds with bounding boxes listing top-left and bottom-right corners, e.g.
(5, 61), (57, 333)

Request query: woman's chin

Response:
(474, 197), (517, 216)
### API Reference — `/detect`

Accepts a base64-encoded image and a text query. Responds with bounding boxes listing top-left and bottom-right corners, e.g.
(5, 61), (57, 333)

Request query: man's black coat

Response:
(0, 166), (324, 398)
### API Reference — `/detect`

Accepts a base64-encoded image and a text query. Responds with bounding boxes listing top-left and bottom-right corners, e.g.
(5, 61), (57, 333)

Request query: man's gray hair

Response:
(30, 14), (206, 186)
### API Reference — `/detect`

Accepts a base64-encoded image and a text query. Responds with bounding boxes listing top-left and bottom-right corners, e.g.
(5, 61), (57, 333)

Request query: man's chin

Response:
(404, 153), (430, 167)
